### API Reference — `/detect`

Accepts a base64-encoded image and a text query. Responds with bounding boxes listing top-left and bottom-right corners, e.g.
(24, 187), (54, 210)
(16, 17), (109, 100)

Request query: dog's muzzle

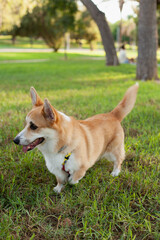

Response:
(13, 136), (45, 153)
(13, 137), (20, 145)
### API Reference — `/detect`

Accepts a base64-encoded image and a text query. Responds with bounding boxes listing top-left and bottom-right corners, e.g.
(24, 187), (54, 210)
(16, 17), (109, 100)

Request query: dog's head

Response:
(13, 87), (62, 153)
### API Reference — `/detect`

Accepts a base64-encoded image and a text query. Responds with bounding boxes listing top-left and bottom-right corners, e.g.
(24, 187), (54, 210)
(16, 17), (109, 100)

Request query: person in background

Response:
(119, 44), (130, 64)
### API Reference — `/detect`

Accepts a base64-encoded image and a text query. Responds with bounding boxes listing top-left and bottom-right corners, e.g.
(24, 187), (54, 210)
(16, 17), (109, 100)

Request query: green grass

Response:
(1, 34), (160, 62)
(0, 35), (48, 49)
(0, 35), (102, 50)
(0, 52), (160, 240)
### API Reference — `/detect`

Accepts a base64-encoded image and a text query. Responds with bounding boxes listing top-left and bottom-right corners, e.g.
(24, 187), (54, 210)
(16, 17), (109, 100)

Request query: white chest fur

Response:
(44, 152), (64, 174)
(43, 150), (69, 182)
(43, 151), (79, 174)
(38, 144), (79, 182)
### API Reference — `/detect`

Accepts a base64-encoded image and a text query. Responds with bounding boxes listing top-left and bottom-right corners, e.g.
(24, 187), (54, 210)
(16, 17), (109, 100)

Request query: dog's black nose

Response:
(13, 137), (20, 145)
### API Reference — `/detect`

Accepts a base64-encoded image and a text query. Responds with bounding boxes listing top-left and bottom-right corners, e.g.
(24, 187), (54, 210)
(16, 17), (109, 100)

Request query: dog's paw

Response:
(68, 176), (79, 185)
(111, 169), (120, 177)
(53, 184), (63, 194)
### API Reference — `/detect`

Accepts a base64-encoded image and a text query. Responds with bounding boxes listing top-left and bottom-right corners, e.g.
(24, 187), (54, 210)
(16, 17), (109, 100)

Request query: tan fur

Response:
(14, 84), (139, 192)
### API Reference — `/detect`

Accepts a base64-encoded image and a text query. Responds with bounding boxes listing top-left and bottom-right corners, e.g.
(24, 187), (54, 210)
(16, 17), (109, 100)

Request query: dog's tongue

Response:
(23, 146), (29, 153)
(22, 138), (41, 153)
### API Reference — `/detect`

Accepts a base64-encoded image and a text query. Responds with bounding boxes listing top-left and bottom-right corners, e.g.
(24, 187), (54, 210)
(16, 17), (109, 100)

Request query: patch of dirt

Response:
(60, 218), (72, 227)
(124, 127), (141, 137)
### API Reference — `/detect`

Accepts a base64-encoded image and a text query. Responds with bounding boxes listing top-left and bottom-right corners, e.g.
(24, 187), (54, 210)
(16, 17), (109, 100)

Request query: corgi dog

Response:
(13, 84), (139, 193)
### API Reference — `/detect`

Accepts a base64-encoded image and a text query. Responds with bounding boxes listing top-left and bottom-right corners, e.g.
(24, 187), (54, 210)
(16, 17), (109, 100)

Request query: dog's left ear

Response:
(30, 87), (43, 106)
(42, 99), (57, 122)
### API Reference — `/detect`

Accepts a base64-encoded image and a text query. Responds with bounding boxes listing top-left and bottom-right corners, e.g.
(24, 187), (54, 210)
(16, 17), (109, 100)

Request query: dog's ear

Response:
(42, 99), (57, 122)
(30, 87), (43, 106)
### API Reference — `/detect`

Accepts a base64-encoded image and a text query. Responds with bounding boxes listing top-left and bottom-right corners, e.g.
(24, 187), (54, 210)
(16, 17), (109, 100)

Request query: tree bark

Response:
(81, 0), (119, 66)
(136, 0), (158, 80)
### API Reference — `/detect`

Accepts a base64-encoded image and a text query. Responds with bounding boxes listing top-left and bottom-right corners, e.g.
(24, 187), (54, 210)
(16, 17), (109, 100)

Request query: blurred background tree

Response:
(0, 0), (37, 33)
(157, 0), (160, 47)
(10, 0), (77, 52)
(110, 17), (137, 46)
(81, 0), (119, 66)
(136, 0), (158, 80)
(71, 10), (100, 50)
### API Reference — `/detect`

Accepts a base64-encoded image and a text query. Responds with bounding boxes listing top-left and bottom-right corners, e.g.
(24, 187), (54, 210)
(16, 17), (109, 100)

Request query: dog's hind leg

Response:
(110, 143), (125, 177)
(104, 135), (125, 177)
(111, 159), (122, 177)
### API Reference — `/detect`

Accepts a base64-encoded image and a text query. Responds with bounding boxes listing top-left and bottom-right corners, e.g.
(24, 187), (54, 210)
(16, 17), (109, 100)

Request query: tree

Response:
(121, 18), (136, 44)
(12, 10), (39, 45)
(110, 18), (137, 45)
(0, 0), (36, 32)
(71, 10), (99, 50)
(12, 0), (77, 52)
(118, 0), (124, 48)
(80, 0), (119, 66)
(136, 0), (158, 80)
(157, 0), (160, 46)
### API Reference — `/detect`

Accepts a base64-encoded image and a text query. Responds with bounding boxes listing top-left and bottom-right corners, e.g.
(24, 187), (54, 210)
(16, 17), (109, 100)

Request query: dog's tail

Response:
(111, 83), (139, 122)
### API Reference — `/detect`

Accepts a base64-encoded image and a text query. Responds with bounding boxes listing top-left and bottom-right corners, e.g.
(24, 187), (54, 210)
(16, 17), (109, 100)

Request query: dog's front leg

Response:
(53, 175), (67, 193)
(54, 183), (63, 193)
(68, 167), (86, 185)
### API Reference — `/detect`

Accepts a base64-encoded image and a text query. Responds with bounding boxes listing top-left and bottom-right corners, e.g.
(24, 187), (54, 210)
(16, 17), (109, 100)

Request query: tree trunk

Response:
(81, 0), (119, 66)
(136, 0), (158, 80)
(12, 35), (16, 45)
(30, 37), (33, 46)
(118, 0), (124, 49)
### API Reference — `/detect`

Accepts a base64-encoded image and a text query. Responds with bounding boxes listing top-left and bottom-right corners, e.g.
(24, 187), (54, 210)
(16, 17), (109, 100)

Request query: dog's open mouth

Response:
(22, 137), (44, 153)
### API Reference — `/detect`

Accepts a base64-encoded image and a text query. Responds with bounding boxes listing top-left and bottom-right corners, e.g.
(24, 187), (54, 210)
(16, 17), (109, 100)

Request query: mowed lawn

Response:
(0, 52), (160, 240)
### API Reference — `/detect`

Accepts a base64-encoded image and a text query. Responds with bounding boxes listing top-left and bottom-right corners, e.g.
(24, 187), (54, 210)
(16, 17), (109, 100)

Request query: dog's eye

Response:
(30, 122), (38, 130)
